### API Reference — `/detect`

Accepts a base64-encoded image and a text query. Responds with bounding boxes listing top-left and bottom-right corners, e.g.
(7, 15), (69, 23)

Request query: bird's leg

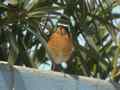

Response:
(51, 63), (55, 71)
(52, 62), (67, 77)
(52, 63), (61, 72)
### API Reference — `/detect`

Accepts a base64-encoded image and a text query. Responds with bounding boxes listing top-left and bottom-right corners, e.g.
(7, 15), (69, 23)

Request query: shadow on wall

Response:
(0, 63), (26, 90)
(110, 80), (120, 90)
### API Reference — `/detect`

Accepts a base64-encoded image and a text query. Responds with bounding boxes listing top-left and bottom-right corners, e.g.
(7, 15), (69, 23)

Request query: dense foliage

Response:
(0, 0), (120, 82)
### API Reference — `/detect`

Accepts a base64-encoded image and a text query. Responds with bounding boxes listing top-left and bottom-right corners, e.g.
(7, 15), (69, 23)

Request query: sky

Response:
(112, 5), (120, 26)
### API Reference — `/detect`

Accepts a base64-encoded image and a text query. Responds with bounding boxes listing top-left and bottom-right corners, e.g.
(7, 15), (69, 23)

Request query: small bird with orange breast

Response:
(47, 22), (74, 71)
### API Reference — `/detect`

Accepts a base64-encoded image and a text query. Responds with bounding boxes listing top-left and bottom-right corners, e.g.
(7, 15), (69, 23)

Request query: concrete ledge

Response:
(0, 61), (118, 90)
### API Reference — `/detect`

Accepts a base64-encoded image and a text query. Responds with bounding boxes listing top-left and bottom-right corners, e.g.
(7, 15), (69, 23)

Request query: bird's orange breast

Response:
(47, 28), (74, 64)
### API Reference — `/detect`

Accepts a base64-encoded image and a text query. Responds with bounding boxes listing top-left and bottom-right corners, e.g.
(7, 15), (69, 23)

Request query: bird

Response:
(47, 23), (74, 71)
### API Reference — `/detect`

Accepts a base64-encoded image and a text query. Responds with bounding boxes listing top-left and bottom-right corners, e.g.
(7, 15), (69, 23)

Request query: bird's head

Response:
(56, 23), (70, 36)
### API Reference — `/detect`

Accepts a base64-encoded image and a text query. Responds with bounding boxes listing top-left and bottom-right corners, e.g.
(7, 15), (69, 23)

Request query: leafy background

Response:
(0, 0), (120, 83)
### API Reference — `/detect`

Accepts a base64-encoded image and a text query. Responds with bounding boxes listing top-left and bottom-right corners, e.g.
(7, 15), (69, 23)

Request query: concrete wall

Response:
(0, 61), (119, 90)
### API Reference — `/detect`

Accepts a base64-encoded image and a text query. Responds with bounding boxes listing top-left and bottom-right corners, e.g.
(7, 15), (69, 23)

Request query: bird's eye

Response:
(64, 27), (68, 31)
